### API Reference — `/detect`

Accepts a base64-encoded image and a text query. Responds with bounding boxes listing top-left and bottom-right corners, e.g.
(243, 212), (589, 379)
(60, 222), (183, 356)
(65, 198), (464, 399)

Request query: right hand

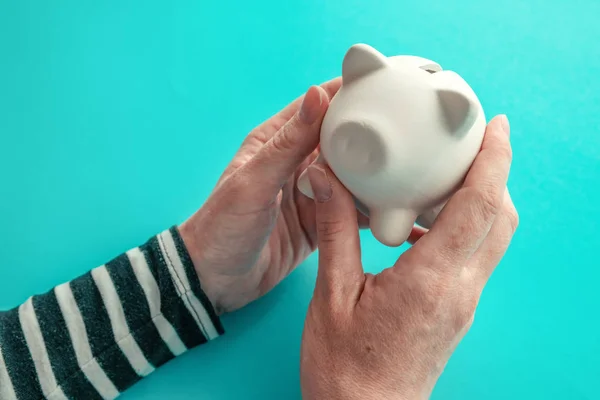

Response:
(300, 115), (518, 399)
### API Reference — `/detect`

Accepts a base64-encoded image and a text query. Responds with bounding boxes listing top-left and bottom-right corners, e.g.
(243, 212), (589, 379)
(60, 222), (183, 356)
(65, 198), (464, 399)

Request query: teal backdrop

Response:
(1, 0), (599, 399)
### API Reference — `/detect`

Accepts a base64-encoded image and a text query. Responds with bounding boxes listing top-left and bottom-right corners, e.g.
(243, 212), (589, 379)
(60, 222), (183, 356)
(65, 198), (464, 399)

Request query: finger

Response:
(413, 115), (512, 266)
(270, 77), (342, 125)
(357, 212), (370, 229)
(297, 151), (370, 229)
(254, 77), (342, 138)
(308, 162), (364, 303)
(471, 188), (519, 287)
(231, 78), (340, 176)
(243, 86), (329, 200)
(297, 153), (326, 199)
(320, 77), (343, 101)
(407, 226), (428, 244)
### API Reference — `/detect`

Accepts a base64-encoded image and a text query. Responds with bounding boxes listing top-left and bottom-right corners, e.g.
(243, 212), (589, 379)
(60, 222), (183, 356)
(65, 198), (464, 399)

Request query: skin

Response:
(179, 80), (518, 398)
(179, 78), (374, 314)
(300, 116), (518, 399)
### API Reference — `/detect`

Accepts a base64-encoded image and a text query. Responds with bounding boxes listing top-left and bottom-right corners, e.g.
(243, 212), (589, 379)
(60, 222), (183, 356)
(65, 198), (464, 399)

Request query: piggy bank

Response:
(297, 43), (486, 247)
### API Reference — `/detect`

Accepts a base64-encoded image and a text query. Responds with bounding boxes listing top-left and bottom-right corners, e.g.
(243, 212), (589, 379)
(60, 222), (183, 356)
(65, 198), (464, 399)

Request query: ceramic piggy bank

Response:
(297, 43), (486, 247)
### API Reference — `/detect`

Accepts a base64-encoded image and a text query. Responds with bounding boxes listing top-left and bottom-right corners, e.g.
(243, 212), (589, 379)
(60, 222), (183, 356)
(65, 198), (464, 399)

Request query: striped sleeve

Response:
(0, 226), (224, 400)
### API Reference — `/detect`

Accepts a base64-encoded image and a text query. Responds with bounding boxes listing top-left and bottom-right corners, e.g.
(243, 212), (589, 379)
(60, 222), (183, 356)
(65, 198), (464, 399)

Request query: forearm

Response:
(0, 227), (223, 400)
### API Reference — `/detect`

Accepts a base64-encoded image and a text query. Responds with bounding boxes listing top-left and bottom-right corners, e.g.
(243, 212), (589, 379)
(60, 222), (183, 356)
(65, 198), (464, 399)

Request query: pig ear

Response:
(434, 74), (478, 136)
(342, 44), (388, 84)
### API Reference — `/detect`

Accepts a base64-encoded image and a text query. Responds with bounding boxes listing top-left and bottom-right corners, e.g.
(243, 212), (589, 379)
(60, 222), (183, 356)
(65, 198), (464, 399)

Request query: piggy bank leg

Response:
(370, 209), (417, 247)
(416, 200), (448, 229)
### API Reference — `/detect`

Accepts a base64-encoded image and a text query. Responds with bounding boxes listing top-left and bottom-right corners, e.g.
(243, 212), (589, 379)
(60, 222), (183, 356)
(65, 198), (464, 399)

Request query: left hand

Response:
(179, 79), (375, 314)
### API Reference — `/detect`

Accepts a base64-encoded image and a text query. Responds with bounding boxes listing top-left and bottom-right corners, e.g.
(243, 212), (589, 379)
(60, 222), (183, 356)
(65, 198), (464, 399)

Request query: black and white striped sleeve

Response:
(0, 226), (224, 400)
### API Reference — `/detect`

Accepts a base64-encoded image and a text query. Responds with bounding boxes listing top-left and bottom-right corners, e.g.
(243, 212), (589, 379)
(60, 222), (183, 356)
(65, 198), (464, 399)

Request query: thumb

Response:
(245, 86), (329, 197)
(308, 162), (364, 305)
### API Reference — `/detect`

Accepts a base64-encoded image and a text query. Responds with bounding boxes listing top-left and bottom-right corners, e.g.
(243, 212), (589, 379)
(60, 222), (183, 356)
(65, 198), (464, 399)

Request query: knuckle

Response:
(270, 125), (297, 154)
(472, 186), (502, 221)
(455, 308), (476, 332)
(505, 204), (520, 233)
(245, 129), (269, 146)
(317, 219), (346, 241)
(455, 293), (478, 331)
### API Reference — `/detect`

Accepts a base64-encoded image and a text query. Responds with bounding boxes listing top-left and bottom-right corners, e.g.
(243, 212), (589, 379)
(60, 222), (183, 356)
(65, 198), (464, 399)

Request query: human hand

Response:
(300, 116), (518, 399)
(179, 79), (373, 314)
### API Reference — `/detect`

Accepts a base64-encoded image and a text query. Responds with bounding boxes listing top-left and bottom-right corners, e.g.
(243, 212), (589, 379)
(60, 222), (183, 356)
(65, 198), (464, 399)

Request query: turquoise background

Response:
(1, 0), (599, 398)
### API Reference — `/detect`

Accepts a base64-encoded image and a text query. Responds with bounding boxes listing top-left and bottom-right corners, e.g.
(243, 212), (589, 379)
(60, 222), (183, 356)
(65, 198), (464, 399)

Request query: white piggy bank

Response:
(297, 43), (486, 247)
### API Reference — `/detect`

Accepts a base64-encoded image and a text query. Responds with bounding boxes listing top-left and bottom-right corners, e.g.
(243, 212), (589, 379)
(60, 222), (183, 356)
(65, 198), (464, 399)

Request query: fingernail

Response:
(307, 164), (332, 202)
(299, 86), (323, 125)
(500, 114), (510, 136)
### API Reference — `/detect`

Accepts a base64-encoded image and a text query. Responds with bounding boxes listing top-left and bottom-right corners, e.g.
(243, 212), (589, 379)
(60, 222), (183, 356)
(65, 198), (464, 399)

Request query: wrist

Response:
(305, 385), (426, 400)
(178, 215), (262, 315)
(178, 217), (223, 314)
(303, 381), (410, 400)
(302, 366), (431, 400)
